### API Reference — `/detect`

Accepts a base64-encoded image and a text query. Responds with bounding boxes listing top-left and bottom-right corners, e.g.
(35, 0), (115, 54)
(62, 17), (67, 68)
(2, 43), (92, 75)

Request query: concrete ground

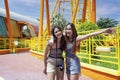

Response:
(0, 51), (92, 80)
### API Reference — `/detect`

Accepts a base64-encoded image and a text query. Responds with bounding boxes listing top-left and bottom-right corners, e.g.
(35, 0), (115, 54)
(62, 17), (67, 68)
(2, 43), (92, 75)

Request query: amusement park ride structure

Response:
(1, 0), (96, 39)
(39, 0), (96, 37)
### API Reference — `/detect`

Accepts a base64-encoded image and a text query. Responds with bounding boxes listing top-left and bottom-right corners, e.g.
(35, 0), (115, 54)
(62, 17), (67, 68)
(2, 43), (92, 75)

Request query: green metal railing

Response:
(0, 38), (31, 53)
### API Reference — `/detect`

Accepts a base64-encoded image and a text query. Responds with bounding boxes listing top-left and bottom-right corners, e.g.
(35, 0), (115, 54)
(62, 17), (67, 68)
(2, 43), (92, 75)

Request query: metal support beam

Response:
(39, 0), (44, 40)
(4, 0), (13, 53)
(51, 0), (60, 18)
(92, 0), (96, 23)
(82, 0), (87, 22)
(46, 0), (51, 36)
(4, 0), (12, 38)
(72, 0), (79, 24)
(88, 0), (92, 22)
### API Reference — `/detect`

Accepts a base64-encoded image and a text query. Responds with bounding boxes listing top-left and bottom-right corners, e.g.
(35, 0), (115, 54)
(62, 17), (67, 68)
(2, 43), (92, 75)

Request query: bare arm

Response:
(44, 40), (53, 69)
(76, 28), (113, 42)
(44, 45), (50, 69)
(43, 44), (51, 75)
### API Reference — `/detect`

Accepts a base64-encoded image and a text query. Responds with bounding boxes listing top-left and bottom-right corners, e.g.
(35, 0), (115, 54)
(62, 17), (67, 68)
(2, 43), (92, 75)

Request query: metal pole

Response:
(4, 0), (13, 53)
(72, 0), (79, 24)
(46, 0), (51, 36)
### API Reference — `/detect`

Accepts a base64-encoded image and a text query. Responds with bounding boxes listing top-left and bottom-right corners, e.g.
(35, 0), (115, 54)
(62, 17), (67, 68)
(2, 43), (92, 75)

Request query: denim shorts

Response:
(66, 56), (81, 75)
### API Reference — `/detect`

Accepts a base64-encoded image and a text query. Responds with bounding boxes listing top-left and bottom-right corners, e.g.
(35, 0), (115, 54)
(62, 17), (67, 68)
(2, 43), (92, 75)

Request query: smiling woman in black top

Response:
(43, 25), (66, 80)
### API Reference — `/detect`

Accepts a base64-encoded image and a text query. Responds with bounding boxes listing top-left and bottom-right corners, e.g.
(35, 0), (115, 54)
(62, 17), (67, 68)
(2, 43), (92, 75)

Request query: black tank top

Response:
(48, 48), (63, 58)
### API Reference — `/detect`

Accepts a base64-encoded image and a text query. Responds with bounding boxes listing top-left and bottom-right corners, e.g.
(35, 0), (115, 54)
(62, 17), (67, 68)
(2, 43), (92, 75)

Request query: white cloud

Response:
(11, 0), (39, 6)
(97, 6), (119, 16)
(20, 0), (38, 5)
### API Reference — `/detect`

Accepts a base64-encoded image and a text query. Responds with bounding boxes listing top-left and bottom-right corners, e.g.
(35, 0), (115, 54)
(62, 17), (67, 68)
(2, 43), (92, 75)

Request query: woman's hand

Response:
(104, 28), (115, 34)
(43, 68), (47, 75)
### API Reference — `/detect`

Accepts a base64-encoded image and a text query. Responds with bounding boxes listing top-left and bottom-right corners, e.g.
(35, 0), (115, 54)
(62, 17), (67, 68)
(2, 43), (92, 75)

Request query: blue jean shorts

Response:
(66, 56), (81, 75)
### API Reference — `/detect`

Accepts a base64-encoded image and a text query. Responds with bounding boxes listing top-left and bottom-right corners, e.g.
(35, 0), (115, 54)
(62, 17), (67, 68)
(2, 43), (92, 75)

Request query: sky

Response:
(0, 0), (120, 23)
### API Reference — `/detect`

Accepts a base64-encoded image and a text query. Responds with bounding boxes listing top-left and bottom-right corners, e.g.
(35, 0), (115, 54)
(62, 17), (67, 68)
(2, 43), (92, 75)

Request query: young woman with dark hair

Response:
(43, 26), (66, 80)
(64, 22), (114, 80)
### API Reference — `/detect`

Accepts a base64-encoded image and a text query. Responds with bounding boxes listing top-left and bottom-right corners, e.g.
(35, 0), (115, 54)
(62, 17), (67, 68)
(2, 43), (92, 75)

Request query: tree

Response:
(77, 21), (103, 59)
(97, 17), (118, 29)
(51, 13), (67, 30)
(77, 21), (99, 32)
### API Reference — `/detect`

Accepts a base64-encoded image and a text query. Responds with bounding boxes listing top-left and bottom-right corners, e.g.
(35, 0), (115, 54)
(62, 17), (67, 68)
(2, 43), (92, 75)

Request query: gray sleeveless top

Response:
(66, 41), (77, 58)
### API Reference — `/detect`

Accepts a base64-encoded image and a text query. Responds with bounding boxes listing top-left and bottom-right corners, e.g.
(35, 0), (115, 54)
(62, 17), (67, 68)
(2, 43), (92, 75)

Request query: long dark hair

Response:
(51, 25), (66, 50)
(65, 22), (80, 53)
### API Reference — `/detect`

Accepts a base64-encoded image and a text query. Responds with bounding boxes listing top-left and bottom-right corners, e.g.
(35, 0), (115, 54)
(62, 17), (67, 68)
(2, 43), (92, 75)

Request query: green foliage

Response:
(97, 17), (118, 29)
(22, 29), (30, 38)
(77, 21), (99, 32)
(77, 22), (104, 45)
(51, 13), (67, 30)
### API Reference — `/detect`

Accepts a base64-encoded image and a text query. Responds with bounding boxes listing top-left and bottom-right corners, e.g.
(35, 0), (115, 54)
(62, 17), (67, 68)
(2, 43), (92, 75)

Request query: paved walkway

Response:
(0, 51), (92, 80)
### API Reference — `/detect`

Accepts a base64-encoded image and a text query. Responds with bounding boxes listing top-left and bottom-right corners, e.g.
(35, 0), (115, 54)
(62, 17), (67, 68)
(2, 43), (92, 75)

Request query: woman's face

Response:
(54, 28), (62, 39)
(65, 25), (73, 37)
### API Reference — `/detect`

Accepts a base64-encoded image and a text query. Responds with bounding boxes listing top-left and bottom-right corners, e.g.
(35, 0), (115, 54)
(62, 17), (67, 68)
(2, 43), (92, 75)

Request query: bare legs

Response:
(67, 73), (80, 80)
(56, 68), (64, 80)
(47, 69), (64, 80)
(47, 72), (56, 80)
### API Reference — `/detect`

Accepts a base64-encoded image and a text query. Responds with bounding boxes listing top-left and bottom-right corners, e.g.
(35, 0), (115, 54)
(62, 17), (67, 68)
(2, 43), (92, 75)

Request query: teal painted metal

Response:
(0, 16), (8, 37)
